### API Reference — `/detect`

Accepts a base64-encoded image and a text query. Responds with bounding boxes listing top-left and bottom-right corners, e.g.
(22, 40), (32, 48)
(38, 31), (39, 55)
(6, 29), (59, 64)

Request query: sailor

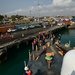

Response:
(42, 37), (45, 45)
(33, 39), (37, 50)
(39, 32), (43, 40)
(36, 38), (38, 46)
(58, 34), (61, 43)
(6, 32), (8, 38)
(52, 34), (56, 44)
(51, 37), (53, 45)
(22, 33), (24, 37)
(0, 33), (3, 39)
(24, 66), (32, 75)
(10, 34), (13, 40)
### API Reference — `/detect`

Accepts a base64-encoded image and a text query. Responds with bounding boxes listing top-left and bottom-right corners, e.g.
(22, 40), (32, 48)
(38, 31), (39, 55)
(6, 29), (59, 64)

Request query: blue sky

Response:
(0, 0), (52, 12)
(0, 0), (75, 16)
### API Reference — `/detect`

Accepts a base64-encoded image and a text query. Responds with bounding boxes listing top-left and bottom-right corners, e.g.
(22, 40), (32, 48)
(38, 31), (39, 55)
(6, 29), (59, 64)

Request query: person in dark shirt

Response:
(58, 34), (61, 43)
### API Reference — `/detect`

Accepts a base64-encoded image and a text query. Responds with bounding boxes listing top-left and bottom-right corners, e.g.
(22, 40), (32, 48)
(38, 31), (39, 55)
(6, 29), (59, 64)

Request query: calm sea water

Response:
(0, 29), (75, 75)
(55, 29), (75, 47)
(0, 43), (32, 75)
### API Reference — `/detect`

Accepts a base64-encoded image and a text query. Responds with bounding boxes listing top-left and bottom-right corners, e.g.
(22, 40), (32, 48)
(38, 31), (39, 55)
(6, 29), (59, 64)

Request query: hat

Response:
(24, 66), (29, 71)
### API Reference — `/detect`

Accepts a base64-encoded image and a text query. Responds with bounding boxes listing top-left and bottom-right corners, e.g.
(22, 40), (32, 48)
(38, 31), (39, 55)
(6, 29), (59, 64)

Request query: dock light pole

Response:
(29, 50), (31, 61)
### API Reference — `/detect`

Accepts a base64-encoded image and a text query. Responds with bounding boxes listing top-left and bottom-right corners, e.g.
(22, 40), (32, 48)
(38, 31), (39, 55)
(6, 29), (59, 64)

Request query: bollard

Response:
(36, 45), (38, 51)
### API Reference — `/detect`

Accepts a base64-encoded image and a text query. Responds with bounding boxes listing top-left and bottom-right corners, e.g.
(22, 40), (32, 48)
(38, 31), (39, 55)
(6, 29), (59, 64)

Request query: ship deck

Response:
(27, 39), (71, 75)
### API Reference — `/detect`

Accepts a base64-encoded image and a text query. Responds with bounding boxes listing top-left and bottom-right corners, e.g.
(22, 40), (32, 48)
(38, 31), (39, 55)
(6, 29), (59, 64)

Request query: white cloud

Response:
(52, 0), (71, 6)
(3, 0), (75, 16)
(5, 9), (25, 15)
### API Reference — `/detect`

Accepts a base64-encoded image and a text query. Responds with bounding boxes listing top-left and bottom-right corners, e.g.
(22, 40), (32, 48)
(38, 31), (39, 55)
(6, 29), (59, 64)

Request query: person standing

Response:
(42, 37), (45, 45)
(22, 33), (24, 37)
(52, 34), (56, 44)
(33, 39), (36, 51)
(58, 34), (61, 43)
(6, 32), (8, 38)
(0, 33), (3, 39)
(10, 34), (13, 40)
(24, 66), (32, 75)
(51, 37), (53, 45)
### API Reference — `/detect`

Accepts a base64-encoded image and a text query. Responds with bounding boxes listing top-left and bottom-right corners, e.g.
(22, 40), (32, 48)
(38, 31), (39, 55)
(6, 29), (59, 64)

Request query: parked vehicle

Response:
(29, 25), (35, 28)
(7, 29), (12, 32)
(7, 28), (17, 32)
(57, 23), (63, 26)
(21, 26), (28, 30)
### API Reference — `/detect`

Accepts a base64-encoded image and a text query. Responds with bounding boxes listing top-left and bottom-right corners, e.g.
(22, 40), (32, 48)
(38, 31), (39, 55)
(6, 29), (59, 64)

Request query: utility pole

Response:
(38, 4), (40, 22)
(30, 10), (31, 18)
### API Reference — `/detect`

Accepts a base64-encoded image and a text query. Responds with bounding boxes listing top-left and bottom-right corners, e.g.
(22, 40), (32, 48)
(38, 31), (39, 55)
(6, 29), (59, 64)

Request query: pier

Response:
(0, 25), (66, 49)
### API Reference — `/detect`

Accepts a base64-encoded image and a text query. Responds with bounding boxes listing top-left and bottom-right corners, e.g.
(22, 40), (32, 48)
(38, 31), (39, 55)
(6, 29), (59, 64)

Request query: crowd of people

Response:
(23, 31), (62, 75)
(0, 33), (14, 40)
(32, 31), (62, 51)
(32, 32), (49, 51)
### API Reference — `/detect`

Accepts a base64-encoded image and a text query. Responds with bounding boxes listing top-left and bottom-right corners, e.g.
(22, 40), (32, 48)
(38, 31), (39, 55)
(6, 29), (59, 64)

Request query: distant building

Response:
(9, 18), (13, 23)
(71, 18), (75, 21)
(61, 20), (71, 25)
(23, 16), (29, 21)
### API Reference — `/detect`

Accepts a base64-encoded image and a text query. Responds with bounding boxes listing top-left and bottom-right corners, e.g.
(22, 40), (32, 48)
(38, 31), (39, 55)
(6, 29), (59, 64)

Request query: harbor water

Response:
(0, 43), (32, 75)
(55, 29), (75, 47)
(0, 29), (75, 75)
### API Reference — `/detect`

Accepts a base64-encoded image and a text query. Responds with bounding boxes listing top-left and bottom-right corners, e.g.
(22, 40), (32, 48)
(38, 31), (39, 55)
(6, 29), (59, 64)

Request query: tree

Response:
(11, 15), (23, 21)
(15, 14), (23, 20)
(4, 15), (7, 18)
(11, 15), (16, 21)
(0, 15), (4, 21)
(72, 16), (75, 18)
